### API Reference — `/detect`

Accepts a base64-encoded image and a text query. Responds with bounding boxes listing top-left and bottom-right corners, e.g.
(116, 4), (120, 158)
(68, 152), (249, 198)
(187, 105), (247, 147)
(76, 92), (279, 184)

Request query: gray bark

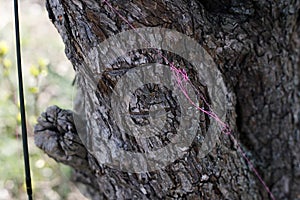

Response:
(35, 0), (300, 199)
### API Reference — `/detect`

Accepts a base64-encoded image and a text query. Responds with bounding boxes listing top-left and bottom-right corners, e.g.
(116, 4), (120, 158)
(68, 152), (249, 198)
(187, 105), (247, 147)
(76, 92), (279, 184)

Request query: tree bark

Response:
(35, 0), (299, 199)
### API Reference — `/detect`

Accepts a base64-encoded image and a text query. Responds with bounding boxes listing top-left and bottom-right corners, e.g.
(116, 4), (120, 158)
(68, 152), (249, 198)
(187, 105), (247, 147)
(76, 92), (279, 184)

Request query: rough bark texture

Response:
(35, 0), (300, 199)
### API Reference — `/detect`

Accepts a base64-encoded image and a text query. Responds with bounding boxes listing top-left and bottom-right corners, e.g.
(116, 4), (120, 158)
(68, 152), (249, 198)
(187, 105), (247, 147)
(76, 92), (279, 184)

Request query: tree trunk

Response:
(34, 0), (300, 199)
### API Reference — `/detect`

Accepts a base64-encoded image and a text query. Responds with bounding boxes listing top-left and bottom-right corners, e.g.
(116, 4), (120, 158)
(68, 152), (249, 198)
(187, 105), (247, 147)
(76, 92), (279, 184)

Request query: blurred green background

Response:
(0, 0), (88, 199)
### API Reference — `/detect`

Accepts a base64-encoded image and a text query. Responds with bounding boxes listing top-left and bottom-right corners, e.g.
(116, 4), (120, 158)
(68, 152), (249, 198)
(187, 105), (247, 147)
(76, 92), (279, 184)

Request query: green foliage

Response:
(29, 58), (48, 78)
(0, 41), (9, 56)
(0, 39), (77, 199)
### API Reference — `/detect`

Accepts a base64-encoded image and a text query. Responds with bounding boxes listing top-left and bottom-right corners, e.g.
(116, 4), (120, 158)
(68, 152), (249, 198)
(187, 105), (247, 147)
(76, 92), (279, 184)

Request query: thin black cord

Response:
(13, 0), (33, 199)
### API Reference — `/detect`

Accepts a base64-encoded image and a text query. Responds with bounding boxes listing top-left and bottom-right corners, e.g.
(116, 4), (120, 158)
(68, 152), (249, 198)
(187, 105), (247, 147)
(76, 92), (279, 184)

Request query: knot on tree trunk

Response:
(34, 105), (89, 170)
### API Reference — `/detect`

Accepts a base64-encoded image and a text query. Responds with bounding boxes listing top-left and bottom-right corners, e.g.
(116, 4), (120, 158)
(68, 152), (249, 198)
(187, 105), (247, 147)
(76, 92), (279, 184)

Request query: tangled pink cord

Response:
(102, 0), (276, 199)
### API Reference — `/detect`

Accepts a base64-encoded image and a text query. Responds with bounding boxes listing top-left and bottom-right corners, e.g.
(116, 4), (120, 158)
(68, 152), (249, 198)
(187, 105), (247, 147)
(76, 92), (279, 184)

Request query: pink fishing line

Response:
(102, 1), (276, 199)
